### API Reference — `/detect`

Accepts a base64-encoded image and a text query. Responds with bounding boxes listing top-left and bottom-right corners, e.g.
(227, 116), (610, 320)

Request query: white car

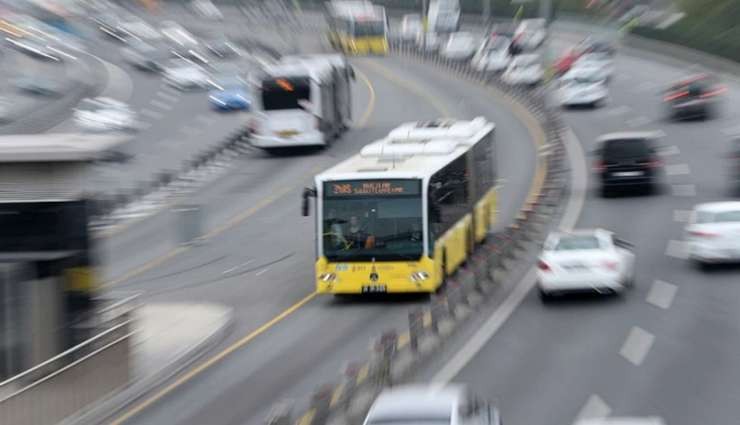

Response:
(514, 18), (547, 50)
(416, 31), (441, 52)
(686, 202), (740, 269)
(163, 59), (210, 90)
(74, 97), (138, 132)
(502, 54), (544, 86)
(572, 52), (614, 82)
(191, 0), (223, 20)
(576, 418), (666, 425)
(558, 69), (609, 107)
(400, 14), (422, 42)
(471, 36), (511, 72)
(363, 385), (501, 425)
(537, 228), (636, 300)
(440, 32), (476, 60)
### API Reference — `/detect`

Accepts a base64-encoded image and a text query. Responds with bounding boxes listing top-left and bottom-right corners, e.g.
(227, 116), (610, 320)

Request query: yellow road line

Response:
(358, 59), (451, 117)
(356, 364), (370, 384)
(329, 382), (346, 407)
(354, 68), (376, 128)
(397, 331), (410, 349)
(296, 408), (316, 425)
(110, 292), (318, 425)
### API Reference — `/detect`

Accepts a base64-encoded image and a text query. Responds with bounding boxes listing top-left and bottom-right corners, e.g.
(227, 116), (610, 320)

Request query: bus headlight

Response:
(410, 271), (430, 283)
(319, 273), (337, 282)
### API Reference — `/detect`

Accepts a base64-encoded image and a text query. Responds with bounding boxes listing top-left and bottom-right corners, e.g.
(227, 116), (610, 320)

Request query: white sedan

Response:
(440, 32), (476, 60)
(686, 201), (740, 269)
(163, 59), (210, 90)
(537, 229), (636, 300)
(558, 70), (609, 107)
(363, 385), (501, 425)
(572, 52), (614, 82)
(74, 97), (139, 132)
(471, 37), (511, 72)
(502, 54), (544, 86)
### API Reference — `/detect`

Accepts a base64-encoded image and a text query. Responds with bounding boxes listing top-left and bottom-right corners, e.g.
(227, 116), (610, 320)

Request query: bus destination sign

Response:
(325, 180), (420, 197)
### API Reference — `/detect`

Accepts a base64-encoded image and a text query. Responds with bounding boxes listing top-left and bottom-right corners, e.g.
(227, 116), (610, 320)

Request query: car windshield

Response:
(699, 210), (740, 224)
(602, 139), (650, 160)
(554, 235), (601, 251)
(322, 180), (423, 261)
(354, 20), (385, 37)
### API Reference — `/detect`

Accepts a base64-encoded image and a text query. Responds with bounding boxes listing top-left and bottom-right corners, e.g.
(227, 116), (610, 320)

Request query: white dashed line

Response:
(150, 99), (174, 111)
(156, 91), (179, 102)
(658, 145), (680, 157)
(196, 115), (216, 125)
(140, 108), (164, 120)
(573, 394), (612, 423)
(255, 267), (270, 276)
(626, 116), (652, 128)
(619, 326), (655, 366)
(665, 239), (688, 259)
(636, 81), (659, 92)
(672, 184), (696, 197)
(721, 125), (740, 136)
(665, 163), (691, 176)
(673, 209), (692, 222)
(222, 259), (254, 275)
(646, 280), (678, 309)
(602, 105), (631, 116)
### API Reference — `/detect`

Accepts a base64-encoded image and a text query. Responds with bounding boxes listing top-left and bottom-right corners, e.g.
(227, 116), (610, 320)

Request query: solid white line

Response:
(432, 127), (588, 384)
(619, 326), (655, 366)
(673, 209), (692, 223)
(573, 394), (612, 423)
(658, 145), (680, 157)
(140, 108), (164, 120)
(672, 184), (696, 197)
(665, 163), (691, 176)
(256, 268), (270, 276)
(646, 280), (678, 310)
(665, 239), (688, 259)
(150, 99), (174, 111)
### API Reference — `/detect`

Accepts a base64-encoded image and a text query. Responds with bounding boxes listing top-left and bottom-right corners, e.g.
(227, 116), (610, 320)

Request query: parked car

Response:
(537, 228), (635, 301)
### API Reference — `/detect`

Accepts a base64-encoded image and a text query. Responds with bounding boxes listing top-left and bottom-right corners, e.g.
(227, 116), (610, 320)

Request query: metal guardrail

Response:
(0, 320), (133, 425)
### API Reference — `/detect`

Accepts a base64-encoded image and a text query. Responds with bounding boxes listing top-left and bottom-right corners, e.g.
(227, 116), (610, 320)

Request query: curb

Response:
(60, 304), (235, 425)
(266, 38), (571, 425)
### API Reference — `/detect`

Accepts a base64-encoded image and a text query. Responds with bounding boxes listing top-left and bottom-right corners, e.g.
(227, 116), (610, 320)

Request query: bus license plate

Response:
(362, 285), (387, 294)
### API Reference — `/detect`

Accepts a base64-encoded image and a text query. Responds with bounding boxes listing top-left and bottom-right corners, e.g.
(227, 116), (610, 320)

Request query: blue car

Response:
(209, 86), (251, 111)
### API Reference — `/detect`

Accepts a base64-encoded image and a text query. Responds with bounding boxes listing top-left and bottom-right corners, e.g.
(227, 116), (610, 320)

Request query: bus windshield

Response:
(261, 77), (310, 111)
(322, 180), (423, 261)
(353, 20), (385, 37)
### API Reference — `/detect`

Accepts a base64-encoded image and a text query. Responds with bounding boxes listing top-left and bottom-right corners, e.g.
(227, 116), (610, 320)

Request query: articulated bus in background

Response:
(325, 0), (389, 55)
(428, 0), (460, 33)
(302, 118), (497, 294)
(250, 54), (354, 150)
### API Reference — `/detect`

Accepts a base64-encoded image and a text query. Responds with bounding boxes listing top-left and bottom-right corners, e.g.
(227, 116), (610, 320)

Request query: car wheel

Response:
(695, 260), (712, 272)
(600, 185), (611, 198)
(538, 289), (552, 303)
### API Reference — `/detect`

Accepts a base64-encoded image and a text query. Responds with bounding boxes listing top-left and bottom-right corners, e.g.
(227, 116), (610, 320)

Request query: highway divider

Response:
(265, 38), (571, 425)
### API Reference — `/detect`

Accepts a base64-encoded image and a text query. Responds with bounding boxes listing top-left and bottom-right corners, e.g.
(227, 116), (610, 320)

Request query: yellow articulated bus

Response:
(325, 1), (389, 55)
(302, 117), (497, 294)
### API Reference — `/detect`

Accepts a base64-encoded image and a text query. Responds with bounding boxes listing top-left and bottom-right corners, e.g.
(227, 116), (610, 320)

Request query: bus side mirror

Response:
(301, 187), (316, 217)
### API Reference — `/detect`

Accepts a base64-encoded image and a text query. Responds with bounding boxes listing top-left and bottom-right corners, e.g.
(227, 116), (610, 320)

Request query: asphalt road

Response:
(419, 30), (740, 425)
(92, 7), (539, 425)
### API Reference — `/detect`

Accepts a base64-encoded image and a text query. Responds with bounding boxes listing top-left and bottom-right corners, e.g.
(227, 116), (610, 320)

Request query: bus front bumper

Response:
(251, 131), (325, 148)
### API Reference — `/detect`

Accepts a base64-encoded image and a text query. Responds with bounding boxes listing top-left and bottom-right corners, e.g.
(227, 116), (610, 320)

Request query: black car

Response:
(663, 74), (724, 120)
(593, 132), (663, 196)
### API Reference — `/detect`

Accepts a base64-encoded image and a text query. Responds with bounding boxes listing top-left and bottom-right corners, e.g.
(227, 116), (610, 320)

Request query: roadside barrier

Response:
(264, 36), (572, 425)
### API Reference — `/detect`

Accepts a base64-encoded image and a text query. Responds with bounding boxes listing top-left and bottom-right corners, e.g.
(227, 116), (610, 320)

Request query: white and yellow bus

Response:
(302, 118), (497, 294)
(325, 1), (389, 55)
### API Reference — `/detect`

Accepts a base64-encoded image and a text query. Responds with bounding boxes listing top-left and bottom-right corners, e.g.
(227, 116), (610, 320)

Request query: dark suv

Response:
(594, 132), (663, 196)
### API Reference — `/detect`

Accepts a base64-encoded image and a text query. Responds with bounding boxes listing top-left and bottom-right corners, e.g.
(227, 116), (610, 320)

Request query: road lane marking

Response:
(658, 145), (680, 156)
(672, 184), (696, 197)
(433, 128), (587, 384)
(354, 68), (376, 128)
(626, 116), (652, 128)
(140, 108), (164, 120)
(665, 163), (691, 176)
(196, 115), (216, 125)
(573, 394), (612, 423)
(150, 99), (174, 111)
(110, 291), (318, 425)
(602, 105), (631, 116)
(222, 259), (254, 274)
(673, 209), (692, 222)
(646, 280), (677, 309)
(665, 239), (688, 259)
(619, 326), (655, 366)
(156, 91), (179, 102)
(255, 267), (270, 276)
(636, 81), (659, 92)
